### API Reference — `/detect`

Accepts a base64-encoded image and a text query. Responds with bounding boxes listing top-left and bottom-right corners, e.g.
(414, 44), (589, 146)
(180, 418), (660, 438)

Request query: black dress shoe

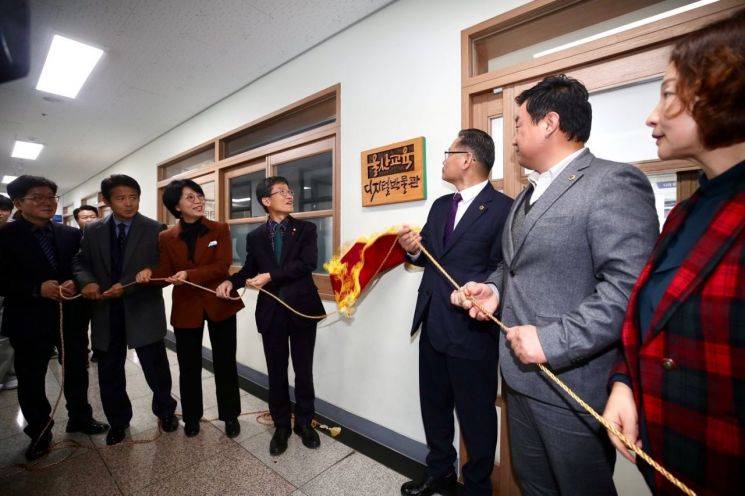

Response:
(293, 423), (320, 449)
(106, 425), (128, 446)
(25, 431), (52, 461)
(269, 426), (291, 456)
(224, 418), (240, 438)
(401, 473), (457, 496)
(184, 421), (200, 437)
(66, 418), (109, 435)
(160, 414), (179, 433)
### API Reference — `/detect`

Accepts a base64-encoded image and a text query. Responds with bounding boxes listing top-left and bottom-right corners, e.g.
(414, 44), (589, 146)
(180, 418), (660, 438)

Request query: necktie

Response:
(273, 225), (283, 264)
(443, 192), (462, 245)
(117, 223), (127, 253)
(34, 228), (58, 272)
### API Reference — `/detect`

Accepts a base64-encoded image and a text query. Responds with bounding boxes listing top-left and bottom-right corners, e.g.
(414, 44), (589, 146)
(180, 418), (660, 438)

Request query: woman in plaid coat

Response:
(603, 9), (745, 496)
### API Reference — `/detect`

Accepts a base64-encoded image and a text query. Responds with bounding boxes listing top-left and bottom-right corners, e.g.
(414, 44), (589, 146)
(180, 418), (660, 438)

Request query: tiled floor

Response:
(0, 348), (408, 495)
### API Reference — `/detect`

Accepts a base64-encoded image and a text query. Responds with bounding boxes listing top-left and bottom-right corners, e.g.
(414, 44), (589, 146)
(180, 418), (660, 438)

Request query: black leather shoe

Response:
(25, 431), (52, 461)
(293, 423), (320, 449)
(160, 414), (179, 433)
(269, 426), (291, 456)
(106, 425), (128, 446)
(184, 421), (200, 437)
(66, 418), (109, 435)
(225, 418), (240, 438)
(401, 473), (457, 496)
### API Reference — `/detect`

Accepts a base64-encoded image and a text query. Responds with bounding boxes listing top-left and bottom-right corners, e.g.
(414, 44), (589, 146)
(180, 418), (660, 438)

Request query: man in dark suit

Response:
(397, 129), (512, 496)
(216, 176), (325, 456)
(73, 175), (178, 445)
(0, 175), (108, 460)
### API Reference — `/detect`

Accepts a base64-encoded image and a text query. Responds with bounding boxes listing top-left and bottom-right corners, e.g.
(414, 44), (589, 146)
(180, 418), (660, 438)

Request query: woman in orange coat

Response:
(137, 179), (244, 438)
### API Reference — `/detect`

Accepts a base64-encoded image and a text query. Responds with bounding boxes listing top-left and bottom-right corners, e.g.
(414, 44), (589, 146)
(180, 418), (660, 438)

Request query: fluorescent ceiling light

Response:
(533, 0), (718, 58)
(1, 193), (9, 198)
(232, 197), (251, 202)
(11, 140), (44, 160)
(2, 175), (18, 184)
(36, 35), (103, 98)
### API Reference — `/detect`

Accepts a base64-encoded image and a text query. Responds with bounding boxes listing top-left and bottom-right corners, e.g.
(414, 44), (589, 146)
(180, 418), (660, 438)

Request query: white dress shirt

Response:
(527, 148), (585, 204)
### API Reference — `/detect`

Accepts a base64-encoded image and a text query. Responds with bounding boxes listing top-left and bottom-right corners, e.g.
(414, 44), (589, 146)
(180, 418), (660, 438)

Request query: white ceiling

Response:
(0, 0), (394, 195)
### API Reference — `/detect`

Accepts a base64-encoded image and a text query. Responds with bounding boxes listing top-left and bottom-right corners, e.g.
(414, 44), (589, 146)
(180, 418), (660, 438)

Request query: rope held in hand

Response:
(414, 240), (696, 496)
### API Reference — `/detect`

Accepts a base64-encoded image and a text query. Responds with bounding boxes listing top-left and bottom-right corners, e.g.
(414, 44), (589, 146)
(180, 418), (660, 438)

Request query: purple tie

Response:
(443, 192), (462, 245)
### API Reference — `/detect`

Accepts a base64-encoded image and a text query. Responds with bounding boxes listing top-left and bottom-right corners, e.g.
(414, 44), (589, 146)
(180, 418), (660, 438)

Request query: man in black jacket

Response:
(216, 176), (325, 456)
(0, 175), (107, 460)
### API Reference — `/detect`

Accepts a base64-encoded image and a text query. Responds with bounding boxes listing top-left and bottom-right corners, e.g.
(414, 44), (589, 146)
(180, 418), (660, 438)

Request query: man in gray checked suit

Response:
(73, 174), (178, 445)
(453, 75), (659, 495)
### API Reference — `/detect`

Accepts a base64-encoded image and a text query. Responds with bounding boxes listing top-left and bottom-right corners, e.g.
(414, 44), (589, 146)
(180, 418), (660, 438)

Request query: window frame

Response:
(156, 85), (340, 300)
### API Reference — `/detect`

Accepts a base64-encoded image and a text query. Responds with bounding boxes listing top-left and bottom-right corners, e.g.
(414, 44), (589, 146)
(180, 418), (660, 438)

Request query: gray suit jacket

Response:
(72, 213), (168, 351)
(488, 149), (658, 412)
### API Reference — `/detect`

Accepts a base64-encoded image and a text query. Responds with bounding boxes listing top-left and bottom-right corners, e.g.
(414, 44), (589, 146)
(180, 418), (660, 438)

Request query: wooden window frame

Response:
(156, 85), (341, 300)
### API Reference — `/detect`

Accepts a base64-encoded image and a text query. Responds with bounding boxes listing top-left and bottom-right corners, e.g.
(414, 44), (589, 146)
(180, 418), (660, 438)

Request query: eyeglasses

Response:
(444, 150), (470, 159)
(269, 189), (294, 198)
(182, 194), (205, 204)
(21, 195), (60, 204)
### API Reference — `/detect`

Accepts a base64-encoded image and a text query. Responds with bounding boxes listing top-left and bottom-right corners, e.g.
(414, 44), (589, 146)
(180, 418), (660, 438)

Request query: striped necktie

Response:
(33, 226), (58, 272)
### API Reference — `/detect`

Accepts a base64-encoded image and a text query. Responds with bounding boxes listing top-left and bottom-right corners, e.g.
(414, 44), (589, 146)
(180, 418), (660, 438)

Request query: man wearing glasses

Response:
(397, 129), (512, 496)
(0, 175), (108, 461)
(217, 176), (325, 456)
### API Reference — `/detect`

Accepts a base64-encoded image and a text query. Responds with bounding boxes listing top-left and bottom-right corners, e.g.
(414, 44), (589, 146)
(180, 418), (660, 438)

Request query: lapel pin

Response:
(568, 174), (576, 181)
(478, 205), (485, 211)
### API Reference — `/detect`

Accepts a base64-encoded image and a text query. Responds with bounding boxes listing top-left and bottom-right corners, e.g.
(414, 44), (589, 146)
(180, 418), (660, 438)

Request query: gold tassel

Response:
(312, 420), (342, 437)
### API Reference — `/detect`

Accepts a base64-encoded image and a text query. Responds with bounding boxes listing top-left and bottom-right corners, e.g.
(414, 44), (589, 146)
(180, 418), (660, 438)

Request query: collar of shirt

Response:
(698, 157), (745, 198)
(267, 217), (289, 237)
(453, 179), (488, 228)
(527, 148), (585, 205)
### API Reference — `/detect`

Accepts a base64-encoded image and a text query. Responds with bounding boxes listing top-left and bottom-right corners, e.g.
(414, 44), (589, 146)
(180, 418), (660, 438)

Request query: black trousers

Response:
(174, 314), (240, 423)
(261, 310), (317, 428)
(97, 301), (176, 428)
(10, 304), (93, 440)
(419, 324), (498, 496)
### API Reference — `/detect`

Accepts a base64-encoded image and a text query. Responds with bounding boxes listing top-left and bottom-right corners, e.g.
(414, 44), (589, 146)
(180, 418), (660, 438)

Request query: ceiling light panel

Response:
(11, 140), (44, 160)
(36, 35), (104, 98)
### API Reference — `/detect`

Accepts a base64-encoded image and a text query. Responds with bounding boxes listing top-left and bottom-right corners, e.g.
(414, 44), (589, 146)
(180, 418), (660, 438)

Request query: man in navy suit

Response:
(0, 175), (108, 460)
(216, 176), (325, 456)
(397, 129), (512, 496)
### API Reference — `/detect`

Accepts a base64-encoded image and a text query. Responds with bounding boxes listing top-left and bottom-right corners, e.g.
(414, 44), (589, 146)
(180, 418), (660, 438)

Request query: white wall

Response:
(62, 1), (649, 493)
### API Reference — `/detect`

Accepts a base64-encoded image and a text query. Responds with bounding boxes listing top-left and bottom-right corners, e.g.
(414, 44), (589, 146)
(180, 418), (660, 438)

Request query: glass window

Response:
(647, 172), (677, 229)
(200, 181), (216, 221)
(586, 78), (661, 163)
(161, 147), (213, 179)
(490, 116), (504, 181)
(229, 170), (265, 219)
(475, 0), (696, 75)
(306, 217), (332, 275)
(275, 151), (333, 212)
(229, 223), (254, 266)
(224, 97), (336, 158)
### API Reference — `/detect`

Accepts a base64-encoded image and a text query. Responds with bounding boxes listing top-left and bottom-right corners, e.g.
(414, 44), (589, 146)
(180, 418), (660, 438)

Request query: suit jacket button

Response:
(510, 270), (515, 277)
(661, 358), (676, 370)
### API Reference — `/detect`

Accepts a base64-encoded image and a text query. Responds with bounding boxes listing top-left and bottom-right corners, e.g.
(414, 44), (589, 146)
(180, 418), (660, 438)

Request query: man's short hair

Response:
(6, 175), (58, 200)
(0, 195), (13, 211)
(516, 74), (592, 144)
(256, 176), (290, 213)
(162, 179), (204, 219)
(100, 174), (141, 202)
(457, 128), (495, 173)
(73, 204), (99, 221)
